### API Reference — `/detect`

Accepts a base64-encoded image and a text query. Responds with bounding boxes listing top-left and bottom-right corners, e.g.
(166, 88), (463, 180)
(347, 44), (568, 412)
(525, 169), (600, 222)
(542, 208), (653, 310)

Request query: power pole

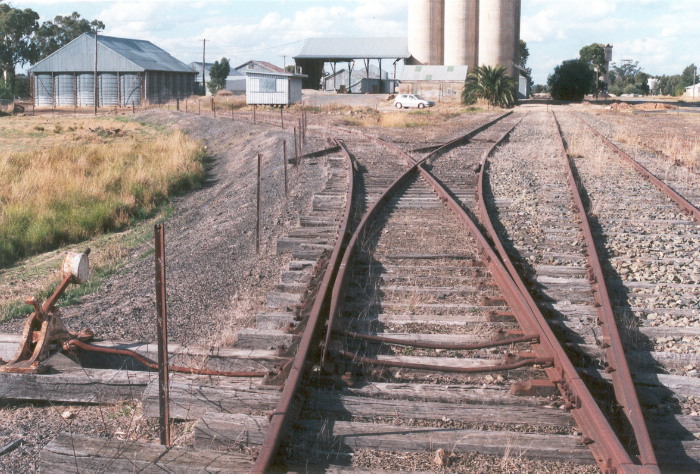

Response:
(94, 31), (98, 115)
(201, 39), (206, 96)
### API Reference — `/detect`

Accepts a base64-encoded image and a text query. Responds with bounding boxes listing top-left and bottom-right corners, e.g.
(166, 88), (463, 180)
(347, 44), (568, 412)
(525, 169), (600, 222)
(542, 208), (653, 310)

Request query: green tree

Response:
(579, 43), (607, 93)
(462, 65), (516, 108)
(608, 61), (649, 96)
(518, 39), (533, 88)
(207, 57), (230, 95)
(680, 64), (698, 88)
(34, 12), (104, 59)
(548, 59), (594, 101)
(0, 4), (39, 93)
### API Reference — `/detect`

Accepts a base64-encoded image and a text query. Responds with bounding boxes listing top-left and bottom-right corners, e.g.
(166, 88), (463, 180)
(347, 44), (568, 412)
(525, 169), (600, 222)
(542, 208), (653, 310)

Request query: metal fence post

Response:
(257, 153), (262, 254)
(154, 224), (170, 447)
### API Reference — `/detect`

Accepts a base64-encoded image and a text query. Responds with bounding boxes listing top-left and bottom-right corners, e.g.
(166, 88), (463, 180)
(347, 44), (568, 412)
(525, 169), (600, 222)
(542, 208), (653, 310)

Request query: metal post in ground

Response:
(254, 104), (257, 123)
(212, 97), (215, 116)
(293, 127), (299, 167)
(256, 153), (262, 254)
(176, 98), (179, 111)
(280, 106), (284, 129)
(154, 223), (170, 447)
(283, 140), (288, 200)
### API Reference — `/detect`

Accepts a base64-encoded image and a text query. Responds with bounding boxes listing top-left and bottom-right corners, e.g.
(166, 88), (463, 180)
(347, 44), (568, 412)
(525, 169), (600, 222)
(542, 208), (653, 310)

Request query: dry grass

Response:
(0, 115), (207, 268)
(615, 128), (700, 173)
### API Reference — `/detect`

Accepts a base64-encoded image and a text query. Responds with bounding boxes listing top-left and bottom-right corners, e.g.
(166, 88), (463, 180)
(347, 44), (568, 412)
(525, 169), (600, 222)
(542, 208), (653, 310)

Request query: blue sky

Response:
(9, 0), (700, 84)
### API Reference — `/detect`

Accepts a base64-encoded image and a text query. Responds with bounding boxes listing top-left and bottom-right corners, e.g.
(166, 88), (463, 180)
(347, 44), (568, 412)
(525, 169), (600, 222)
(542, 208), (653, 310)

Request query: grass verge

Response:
(0, 115), (208, 268)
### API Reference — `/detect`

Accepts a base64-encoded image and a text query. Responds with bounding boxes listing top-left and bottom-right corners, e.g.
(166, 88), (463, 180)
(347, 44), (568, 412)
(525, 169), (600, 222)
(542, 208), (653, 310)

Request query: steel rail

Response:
(252, 138), (355, 473)
(319, 114), (514, 364)
(326, 114), (636, 471)
(577, 114), (700, 223)
(474, 115), (657, 473)
(62, 339), (266, 378)
(336, 329), (539, 350)
(552, 112), (658, 468)
(331, 348), (553, 373)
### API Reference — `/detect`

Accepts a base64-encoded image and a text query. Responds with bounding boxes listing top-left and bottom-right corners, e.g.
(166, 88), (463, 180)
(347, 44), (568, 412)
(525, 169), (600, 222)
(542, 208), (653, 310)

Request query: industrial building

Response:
(294, 37), (411, 91)
(29, 33), (195, 107)
(399, 65), (469, 101)
(409, 0), (522, 79)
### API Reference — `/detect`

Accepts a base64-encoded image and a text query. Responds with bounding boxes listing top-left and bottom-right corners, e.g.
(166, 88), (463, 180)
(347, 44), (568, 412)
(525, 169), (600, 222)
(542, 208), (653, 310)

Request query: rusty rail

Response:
(577, 114), (700, 223)
(62, 339), (267, 377)
(474, 114), (657, 473)
(336, 329), (539, 350)
(552, 111), (658, 469)
(252, 138), (356, 473)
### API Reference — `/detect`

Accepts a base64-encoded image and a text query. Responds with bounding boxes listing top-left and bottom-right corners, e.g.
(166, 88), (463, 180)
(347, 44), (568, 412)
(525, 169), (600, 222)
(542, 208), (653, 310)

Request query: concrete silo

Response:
(477, 0), (521, 77)
(408, 0), (445, 65)
(443, 0), (478, 67)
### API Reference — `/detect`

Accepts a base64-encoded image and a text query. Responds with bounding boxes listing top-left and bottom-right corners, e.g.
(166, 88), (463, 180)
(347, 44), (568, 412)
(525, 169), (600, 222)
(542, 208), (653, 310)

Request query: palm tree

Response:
(462, 65), (516, 108)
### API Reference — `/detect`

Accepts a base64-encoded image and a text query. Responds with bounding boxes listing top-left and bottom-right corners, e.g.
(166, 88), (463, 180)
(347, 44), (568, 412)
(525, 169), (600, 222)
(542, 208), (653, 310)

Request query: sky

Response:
(8, 0), (700, 84)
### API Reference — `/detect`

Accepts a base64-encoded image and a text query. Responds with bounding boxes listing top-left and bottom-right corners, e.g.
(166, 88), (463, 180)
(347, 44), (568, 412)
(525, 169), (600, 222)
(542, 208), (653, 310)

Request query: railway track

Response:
(10, 107), (700, 471)
(484, 109), (700, 472)
(248, 114), (660, 472)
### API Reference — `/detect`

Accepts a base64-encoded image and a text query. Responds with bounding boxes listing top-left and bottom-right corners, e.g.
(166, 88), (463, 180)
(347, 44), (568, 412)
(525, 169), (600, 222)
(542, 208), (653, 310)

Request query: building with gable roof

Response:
(29, 33), (195, 107)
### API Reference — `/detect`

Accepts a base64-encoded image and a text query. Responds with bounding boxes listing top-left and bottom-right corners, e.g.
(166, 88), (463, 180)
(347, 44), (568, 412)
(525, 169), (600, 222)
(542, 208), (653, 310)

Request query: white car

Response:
(394, 94), (435, 109)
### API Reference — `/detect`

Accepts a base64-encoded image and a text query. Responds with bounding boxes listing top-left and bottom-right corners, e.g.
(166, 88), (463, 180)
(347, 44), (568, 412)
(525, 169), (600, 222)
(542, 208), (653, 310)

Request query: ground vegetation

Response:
(462, 65), (515, 108)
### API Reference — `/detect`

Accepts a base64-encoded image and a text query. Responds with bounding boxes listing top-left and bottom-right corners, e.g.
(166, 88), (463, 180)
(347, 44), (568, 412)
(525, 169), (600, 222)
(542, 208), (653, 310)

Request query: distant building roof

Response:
(295, 38), (411, 61)
(30, 33), (193, 73)
(400, 65), (469, 82)
(236, 60), (287, 74)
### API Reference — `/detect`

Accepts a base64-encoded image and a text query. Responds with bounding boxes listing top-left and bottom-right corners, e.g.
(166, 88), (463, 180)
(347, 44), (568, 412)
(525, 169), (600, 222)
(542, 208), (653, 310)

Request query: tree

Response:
(608, 61), (649, 96)
(462, 65), (516, 108)
(579, 43), (607, 93)
(548, 59), (594, 101)
(518, 39), (533, 89)
(681, 64), (698, 88)
(207, 57), (230, 94)
(0, 4), (39, 91)
(34, 12), (104, 60)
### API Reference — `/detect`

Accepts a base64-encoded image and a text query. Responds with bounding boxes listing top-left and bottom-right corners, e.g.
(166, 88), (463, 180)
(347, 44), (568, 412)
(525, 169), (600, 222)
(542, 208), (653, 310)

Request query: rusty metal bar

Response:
(554, 112), (658, 469)
(474, 116), (648, 472)
(336, 330), (539, 350)
(254, 104), (256, 123)
(578, 115), (700, 223)
(154, 223), (170, 447)
(256, 153), (262, 255)
(331, 349), (552, 373)
(253, 139), (355, 473)
(283, 140), (288, 200)
(293, 127), (299, 167)
(280, 107), (284, 129)
(62, 339), (267, 377)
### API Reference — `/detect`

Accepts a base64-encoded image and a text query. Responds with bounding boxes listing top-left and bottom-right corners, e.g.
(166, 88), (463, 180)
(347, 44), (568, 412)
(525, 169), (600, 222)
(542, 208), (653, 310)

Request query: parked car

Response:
(394, 94), (435, 109)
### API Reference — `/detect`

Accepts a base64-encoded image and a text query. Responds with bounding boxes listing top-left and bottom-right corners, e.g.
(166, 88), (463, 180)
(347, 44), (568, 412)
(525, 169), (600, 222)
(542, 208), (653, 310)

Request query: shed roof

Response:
(30, 33), (194, 73)
(400, 65), (469, 82)
(295, 37), (411, 61)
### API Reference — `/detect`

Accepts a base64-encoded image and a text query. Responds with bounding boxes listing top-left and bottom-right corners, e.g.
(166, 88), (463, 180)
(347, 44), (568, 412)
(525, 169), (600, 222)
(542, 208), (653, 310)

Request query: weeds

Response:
(0, 118), (207, 268)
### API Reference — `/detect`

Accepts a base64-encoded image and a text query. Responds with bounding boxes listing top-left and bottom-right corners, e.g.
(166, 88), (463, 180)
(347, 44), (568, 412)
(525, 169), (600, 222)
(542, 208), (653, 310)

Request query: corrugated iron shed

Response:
(400, 65), (469, 82)
(30, 33), (192, 73)
(295, 38), (411, 61)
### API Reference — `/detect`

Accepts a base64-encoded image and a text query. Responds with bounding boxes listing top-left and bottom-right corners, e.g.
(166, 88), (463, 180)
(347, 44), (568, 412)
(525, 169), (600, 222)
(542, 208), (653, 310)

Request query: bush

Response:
(548, 59), (594, 101)
(462, 65), (516, 108)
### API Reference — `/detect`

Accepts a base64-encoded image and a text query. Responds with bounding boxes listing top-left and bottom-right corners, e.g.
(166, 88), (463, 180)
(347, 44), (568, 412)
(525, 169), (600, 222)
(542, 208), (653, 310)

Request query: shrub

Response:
(548, 59), (594, 101)
(462, 65), (516, 108)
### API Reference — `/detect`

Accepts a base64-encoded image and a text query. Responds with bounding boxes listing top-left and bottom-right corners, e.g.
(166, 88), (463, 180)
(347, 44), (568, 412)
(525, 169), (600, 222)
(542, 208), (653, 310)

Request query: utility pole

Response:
(94, 31), (98, 115)
(201, 39), (206, 96)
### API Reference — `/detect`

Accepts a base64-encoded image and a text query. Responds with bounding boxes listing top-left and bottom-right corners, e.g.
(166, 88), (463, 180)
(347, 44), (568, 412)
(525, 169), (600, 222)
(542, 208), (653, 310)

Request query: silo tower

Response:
(408, 0), (445, 65)
(477, 0), (521, 77)
(444, 0), (478, 67)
